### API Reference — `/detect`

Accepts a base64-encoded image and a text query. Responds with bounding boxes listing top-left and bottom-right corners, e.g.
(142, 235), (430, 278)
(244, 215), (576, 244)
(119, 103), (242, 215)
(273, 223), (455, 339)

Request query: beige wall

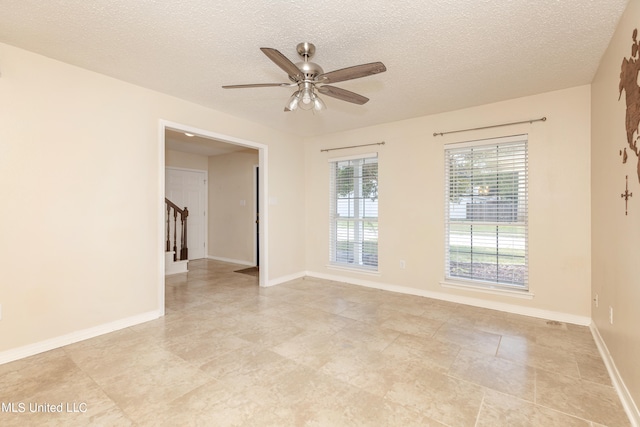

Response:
(592, 0), (640, 412)
(208, 150), (259, 264)
(305, 85), (592, 320)
(0, 42), (305, 353)
(165, 149), (208, 171)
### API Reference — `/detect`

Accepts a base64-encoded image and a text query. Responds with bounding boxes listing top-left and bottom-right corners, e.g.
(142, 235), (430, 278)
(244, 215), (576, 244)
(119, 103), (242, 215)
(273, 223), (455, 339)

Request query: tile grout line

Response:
(473, 393), (486, 427)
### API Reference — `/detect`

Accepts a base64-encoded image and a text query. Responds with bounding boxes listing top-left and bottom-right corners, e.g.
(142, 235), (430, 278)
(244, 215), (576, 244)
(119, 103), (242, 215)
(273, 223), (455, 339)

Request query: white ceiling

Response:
(165, 129), (251, 157)
(0, 0), (629, 137)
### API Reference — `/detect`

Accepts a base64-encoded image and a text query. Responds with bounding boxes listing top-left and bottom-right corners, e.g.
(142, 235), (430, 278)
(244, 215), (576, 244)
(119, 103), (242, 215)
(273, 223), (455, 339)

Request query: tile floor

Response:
(0, 259), (630, 426)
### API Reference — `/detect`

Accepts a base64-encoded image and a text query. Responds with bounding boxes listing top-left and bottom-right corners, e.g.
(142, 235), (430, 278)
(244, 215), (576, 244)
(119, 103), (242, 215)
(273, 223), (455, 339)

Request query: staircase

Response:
(165, 198), (189, 275)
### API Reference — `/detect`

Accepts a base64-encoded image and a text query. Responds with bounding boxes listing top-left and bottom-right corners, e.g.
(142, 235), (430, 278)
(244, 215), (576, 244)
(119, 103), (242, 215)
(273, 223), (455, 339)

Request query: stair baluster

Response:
(180, 208), (189, 261)
(166, 204), (171, 252)
(172, 209), (178, 261)
(164, 198), (190, 262)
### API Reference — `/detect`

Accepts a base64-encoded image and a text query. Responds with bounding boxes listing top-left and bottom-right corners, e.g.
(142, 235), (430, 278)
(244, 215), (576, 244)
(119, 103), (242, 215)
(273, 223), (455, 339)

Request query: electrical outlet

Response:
(609, 306), (614, 325)
(400, 260), (406, 269)
(594, 294), (599, 308)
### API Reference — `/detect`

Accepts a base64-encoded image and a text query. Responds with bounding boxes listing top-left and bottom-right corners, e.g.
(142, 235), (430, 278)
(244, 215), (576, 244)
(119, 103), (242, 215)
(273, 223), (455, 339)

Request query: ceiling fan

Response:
(222, 42), (386, 112)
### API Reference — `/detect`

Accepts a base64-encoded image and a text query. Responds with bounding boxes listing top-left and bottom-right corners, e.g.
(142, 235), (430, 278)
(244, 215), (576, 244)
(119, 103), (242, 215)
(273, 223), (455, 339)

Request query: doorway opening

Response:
(158, 120), (269, 316)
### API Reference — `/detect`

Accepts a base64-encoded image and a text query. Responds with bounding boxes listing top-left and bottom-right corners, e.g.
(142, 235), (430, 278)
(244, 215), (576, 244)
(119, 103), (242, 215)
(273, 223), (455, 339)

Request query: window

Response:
(330, 154), (378, 270)
(444, 135), (528, 290)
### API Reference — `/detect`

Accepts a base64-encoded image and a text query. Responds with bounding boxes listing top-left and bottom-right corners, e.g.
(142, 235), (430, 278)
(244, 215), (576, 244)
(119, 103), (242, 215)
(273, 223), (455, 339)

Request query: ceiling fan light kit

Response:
(222, 42), (386, 112)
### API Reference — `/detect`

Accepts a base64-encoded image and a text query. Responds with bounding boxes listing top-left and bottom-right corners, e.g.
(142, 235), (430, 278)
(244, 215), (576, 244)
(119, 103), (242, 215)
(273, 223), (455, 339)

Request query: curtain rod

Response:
(433, 117), (546, 137)
(320, 141), (385, 152)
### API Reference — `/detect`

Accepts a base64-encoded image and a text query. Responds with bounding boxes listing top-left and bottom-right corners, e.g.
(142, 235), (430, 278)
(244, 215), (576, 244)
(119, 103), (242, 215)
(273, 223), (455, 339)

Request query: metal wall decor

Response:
(617, 28), (640, 215)
(622, 175), (633, 216)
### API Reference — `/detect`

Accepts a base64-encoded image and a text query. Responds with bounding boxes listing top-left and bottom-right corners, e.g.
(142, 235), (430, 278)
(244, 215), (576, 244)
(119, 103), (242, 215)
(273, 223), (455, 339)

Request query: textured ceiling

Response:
(0, 0), (629, 137)
(165, 129), (251, 156)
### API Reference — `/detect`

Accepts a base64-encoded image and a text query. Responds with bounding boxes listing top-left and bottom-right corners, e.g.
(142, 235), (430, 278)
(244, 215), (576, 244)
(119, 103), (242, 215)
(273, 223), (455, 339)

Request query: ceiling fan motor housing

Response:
(295, 61), (324, 81)
(291, 43), (323, 82)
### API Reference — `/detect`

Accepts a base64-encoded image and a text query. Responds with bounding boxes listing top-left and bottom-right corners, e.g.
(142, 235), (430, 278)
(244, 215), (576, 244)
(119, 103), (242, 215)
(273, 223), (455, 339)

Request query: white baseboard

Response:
(0, 310), (161, 366)
(305, 270), (591, 326)
(206, 255), (254, 266)
(266, 270), (306, 287)
(591, 323), (640, 427)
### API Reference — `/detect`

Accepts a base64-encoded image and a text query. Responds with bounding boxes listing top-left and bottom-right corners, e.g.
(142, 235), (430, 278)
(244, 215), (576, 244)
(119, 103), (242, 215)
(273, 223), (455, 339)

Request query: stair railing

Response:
(165, 198), (189, 261)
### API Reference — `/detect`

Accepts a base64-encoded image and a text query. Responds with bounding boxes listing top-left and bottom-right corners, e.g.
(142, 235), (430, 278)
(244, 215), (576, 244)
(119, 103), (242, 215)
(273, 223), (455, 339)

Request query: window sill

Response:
(440, 280), (534, 300)
(326, 264), (381, 276)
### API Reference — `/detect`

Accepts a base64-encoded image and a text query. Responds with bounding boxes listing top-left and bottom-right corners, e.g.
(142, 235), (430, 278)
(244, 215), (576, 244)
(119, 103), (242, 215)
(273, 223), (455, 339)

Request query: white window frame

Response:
(444, 135), (528, 292)
(329, 153), (379, 272)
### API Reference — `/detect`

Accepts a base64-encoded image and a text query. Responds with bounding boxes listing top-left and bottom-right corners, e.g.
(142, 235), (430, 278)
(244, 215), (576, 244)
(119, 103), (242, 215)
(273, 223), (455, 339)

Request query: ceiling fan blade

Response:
(260, 47), (303, 81)
(318, 62), (386, 84)
(222, 83), (294, 89)
(317, 85), (369, 105)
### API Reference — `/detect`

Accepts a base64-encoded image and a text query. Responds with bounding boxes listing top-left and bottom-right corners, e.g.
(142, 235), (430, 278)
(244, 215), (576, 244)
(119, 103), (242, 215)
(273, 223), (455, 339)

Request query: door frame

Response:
(253, 164), (259, 267)
(158, 120), (269, 316)
(165, 166), (208, 260)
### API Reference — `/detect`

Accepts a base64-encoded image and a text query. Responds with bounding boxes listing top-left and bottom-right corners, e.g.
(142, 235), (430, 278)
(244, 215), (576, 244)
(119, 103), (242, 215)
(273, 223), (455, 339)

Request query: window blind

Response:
(329, 155), (378, 270)
(444, 135), (528, 289)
